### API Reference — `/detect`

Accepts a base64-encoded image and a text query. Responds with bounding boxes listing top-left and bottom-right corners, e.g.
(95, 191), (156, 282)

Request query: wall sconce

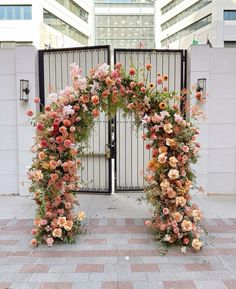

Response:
(196, 78), (206, 99)
(20, 79), (30, 101)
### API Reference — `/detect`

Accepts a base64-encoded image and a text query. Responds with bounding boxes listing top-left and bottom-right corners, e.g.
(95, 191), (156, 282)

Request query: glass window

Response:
(43, 9), (88, 45)
(55, 0), (88, 23)
(0, 5), (32, 20)
(224, 10), (236, 20)
(161, 14), (212, 46)
(161, 0), (212, 31)
(224, 41), (236, 47)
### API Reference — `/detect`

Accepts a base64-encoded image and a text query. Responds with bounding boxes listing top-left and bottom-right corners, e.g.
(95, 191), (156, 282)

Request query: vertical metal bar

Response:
(55, 52), (57, 92)
(38, 50), (45, 109)
(174, 53), (176, 92)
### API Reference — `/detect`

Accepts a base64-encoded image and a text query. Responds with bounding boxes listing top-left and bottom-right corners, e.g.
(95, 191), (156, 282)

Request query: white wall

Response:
(0, 46), (39, 195)
(188, 45), (236, 194)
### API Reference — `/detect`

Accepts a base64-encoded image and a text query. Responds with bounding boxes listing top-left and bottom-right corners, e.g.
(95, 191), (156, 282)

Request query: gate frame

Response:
(38, 45), (113, 194)
(113, 48), (187, 192)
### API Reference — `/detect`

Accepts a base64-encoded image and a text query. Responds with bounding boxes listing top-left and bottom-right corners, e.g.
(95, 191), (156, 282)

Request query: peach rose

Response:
(168, 169), (179, 180)
(160, 179), (170, 190)
(31, 239), (37, 246)
(77, 211), (86, 221)
(57, 216), (67, 227)
(181, 220), (193, 232)
(64, 220), (73, 231)
(158, 153), (167, 164)
(172, 212), (183, 223)
(169, 156), (178, 168)
(52, 228), (62, 238)
(91, 95), (99, 105)
(166, 138), (176, 147)
(176, 196), (187, 207)
(38, 152), (46, 160)
(65, 202), (72, 210)
(191, 209), (202, 221)
(166, 187), (176, 198)
(144, 220), (152, 227)
(163, 123), (173, 134)
(192, 238), (203, 250)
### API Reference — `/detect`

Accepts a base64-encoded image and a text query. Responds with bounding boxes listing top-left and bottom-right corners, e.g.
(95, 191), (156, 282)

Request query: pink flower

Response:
(144, 220), (152, 227)
(130, 81), (136, 88)
(92, 109), (100, 118)
(40, 219), (47, 226)
(140, 87), (146, 93)
(156, 78), (163, 85)
(36, 122), (44, 131)
(31, 239), (37, 247)
(46, 237), (54, 247)
(26, 110), (33, 117)
(40, 140), (48, 148)
(146, 143), (152, 150)
(91, 95), (99, 105)
(31, 228), (37, 235)
(146, 63), (152, 70)
(162, 208), (169, 215)
(115, 63), (122, 70)
(129, 68), (135, 76)
(64, 139), (72, 148)
(183, 237), (190, 245)
(34, 97), (40, 104)
(111, 70), (119, 78)
(182, 145), (189, 153)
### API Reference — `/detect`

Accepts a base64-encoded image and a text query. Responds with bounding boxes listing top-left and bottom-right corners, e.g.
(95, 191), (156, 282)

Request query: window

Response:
(43, 10), (88, 45)
(161, 14), (212, 46)
(224, 10), (236, 20)
(161, 0), (184, 15)
(0, 41), (33, 48)
(224, 41), (236, 48)
(161, 0), (212, 31)
(55, 0), (88, 23)
(0, 5), (32, 20)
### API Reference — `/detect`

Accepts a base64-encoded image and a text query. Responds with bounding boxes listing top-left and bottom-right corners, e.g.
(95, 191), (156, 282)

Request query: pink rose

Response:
(26, 110), (33, 117)
(46, 237), (54, 247)
(34, 97), (40, 104)
(162, 208), (169, 215)
(144, 220), (152, 227)
(182, 145), (189, 153)
(64, 139), (72, 148)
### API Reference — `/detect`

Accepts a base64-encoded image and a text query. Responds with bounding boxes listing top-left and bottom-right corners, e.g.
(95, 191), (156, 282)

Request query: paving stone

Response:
(0, 265), (22, 273)
(184, 262), (213, 272)
(163, 280), (197, 289)
(76, 264), (104, 273)
(0, 273), (32, 283)
(102, 281), (134, 289)
(104, 263), (131, 273)
(223, 280), (236, 289)
(8, 282), (41, 289)
(89, 272), (117, 281)
(30, 273), (89, 282)
(21, 264), (49, 273)
(48, 264), (76, 273)
(39, 282), (72, 289)
(71, 281), (102, 289)
(194, 280), (228, 289)
(131, 263), (159, 272)
(134, 281), (165, 289)
(0, 283), (10, 289)
(117, 272), (147, 281)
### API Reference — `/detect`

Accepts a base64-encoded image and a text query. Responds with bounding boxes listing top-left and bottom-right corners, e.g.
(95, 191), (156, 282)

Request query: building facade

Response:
(0, 0), (94, 49)
(95, 0), (155, 51)
(156, 0), (236, 49)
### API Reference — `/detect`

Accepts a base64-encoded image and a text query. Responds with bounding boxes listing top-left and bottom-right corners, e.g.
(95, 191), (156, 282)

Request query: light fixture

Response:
(20, 79), (30, 101)
(196, 78), (206, 98)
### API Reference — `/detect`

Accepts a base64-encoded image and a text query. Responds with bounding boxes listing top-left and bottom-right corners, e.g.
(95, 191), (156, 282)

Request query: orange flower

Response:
(148, 83), (154, 89)
(63, 119), (71, 127)
(64, 220), (73, 231)
(181, 220), (193, 232)
(172, 212), (183, 223)
(38, 152), (46, 160)
(162, 75), (168, 81)
(57, 216), (67, 227)
(52, 228), (62, 238)
(146, 63), (152, 70)
(129, 68), (135, 76)
(91, 95), (99, 105)
(50, 173), (59, 181)
(31, 239), (37, 246)
(159, 102), (166, 110)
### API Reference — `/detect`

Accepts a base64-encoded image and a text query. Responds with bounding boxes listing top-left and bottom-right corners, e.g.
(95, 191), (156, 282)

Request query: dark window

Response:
(224, 41), (236, 47)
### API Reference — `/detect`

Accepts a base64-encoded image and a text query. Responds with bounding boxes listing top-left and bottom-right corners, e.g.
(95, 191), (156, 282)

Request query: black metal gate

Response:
(38, 45), (112, 193)
(114, 49), (187, 191)
(38, 46), (187, 194)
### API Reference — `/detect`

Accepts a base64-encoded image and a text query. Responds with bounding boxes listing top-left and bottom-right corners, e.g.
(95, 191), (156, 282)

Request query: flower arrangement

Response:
(27, 62), (204, 251)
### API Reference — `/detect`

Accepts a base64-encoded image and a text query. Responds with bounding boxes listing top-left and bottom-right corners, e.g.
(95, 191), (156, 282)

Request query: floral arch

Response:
(27, 62), (203, 252)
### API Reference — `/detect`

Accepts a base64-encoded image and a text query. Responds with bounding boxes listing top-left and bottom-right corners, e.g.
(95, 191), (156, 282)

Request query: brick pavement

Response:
(0, 218), (236, 289)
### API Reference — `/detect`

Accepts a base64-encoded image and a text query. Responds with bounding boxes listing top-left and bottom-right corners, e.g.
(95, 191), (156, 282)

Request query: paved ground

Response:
(0, 193), (236, 289)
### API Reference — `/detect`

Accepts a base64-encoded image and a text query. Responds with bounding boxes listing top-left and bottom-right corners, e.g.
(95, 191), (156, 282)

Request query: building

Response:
(95, 0), (155, 51)
(156, 0), (236, 49)
(0, 0), (94, 49)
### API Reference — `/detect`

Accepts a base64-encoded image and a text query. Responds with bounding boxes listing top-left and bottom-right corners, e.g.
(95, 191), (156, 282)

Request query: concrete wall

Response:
(0, 45), (236, 195)
(0, 46), (39, 195)
(188, 45), (236, 194)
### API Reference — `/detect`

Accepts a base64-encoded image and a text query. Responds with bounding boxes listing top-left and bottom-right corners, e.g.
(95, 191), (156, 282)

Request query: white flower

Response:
(160, 111), (170, 119)
(47, 93), (58, 104)
(174, 113), (183, 123)
(181, 246), (187, 254)
(63, 105), (75, 115)
(77, 77), (87, 90)
(142, 114), (151, 124)
(90, 80), (99, 94)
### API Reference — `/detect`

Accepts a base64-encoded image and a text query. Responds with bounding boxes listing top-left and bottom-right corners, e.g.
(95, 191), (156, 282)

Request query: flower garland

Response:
(27, 62), (204, 251)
